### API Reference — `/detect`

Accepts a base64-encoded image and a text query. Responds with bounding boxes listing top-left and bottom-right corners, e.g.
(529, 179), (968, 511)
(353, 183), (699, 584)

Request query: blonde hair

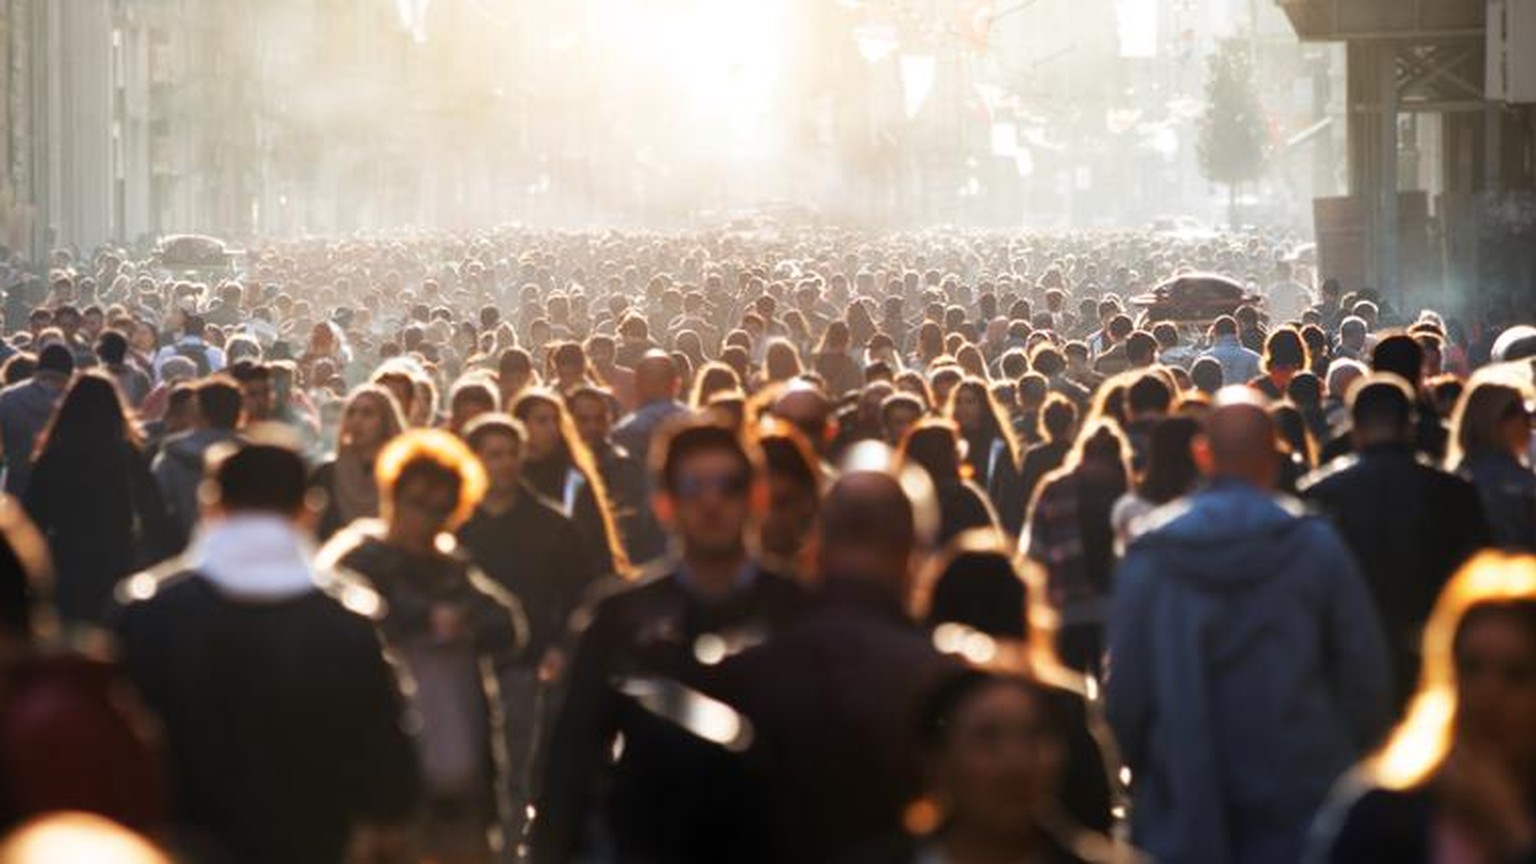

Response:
(1446, 367), (1533, 469)
(375, 429), (487, 529)
(1369, 551), (1536, 789)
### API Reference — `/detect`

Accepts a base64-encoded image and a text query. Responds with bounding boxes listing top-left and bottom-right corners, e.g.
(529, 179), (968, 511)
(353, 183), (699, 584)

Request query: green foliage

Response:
(1197, 40), (1269, 189)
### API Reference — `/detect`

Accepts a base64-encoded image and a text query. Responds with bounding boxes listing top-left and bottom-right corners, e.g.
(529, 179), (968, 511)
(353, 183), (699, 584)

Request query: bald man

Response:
(1105, 388), (1391, 864)
(614, 351), (688, 462)
(719, 466), (959, 863)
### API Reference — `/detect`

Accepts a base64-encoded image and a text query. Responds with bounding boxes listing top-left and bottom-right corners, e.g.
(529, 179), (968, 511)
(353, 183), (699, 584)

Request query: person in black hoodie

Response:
(1300, 374), (1491, 705)
(532, 421), (802, 863)
(113, 442), (420, 864)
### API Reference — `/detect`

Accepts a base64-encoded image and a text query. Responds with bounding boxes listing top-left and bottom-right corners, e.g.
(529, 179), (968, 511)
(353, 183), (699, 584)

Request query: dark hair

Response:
(1191, 356), (1224, 395)
(1039, 393), (1078, 441)
(1127, 373), (1173, 417)
(213, 443), (307, 513)
(96, 329), (130, 365)
(1287, 371), (1323, 408)
(227, 359), (271, 384)
(1372, 334), (1424, 383)
(196, 378), (244, 430)
(656, 420), (756, 494)
(1125, 331), (1158, 366)
(759, 427), (819, 493)
(1264, 327), (1309, 372)
(1212, 315), (1238, 337)
(1351, 375), (1416, 433)
(927, 549), (1028, 639)
(1138, 415), (1202, 504)
(900, 420), (963, 483)
(917, 669), (1053, 752)
(34, 372), (140, 461)
(1029, 345), (1065, 377)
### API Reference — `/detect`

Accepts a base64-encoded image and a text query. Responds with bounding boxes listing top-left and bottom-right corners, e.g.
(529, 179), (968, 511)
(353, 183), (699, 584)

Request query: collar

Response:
(675, 557), (759, 598)
(186, 514), (318, 600)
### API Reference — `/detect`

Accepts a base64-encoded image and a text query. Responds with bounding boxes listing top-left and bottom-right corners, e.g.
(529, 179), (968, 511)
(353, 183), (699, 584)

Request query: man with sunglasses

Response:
(532, 420), (803, 864)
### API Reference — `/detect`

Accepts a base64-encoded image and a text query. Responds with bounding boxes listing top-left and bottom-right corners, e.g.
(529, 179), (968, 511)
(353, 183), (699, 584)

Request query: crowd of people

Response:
(1, 226), (1535, 864)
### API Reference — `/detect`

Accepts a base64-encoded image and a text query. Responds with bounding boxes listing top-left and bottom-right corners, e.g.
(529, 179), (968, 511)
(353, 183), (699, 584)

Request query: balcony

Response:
(1277, 0), (1484, 40)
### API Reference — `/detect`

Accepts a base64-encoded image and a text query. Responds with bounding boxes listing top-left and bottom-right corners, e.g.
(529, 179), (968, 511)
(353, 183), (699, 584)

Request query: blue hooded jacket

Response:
(1106, 480), (1392, 864)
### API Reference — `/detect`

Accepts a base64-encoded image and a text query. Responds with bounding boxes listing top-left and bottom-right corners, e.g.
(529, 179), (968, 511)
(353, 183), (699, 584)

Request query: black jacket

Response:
(532, 565), (803, 863)
(113, 570), (420, 864)
(458, 487), (601, 663)
(1300, 443), (1491, 703)
(715, 581), (963, 864)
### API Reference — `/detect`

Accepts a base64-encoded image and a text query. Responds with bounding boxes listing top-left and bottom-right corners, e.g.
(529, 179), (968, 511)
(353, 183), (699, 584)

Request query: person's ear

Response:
(1191, 433), (1214, 476)
(651, 492), (675, 529)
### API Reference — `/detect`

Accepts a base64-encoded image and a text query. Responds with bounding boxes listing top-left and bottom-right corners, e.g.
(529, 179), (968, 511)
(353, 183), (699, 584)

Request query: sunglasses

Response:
(673, 473), (751, 501)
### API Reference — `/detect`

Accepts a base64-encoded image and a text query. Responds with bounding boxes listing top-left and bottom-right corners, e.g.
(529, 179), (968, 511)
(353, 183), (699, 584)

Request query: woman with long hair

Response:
(948, 378), (1026, 537)
(761, 339), (803, 389)
(511, 390), (628, 577)
(23, 373), (176, 624)
(1023, 421), (1131, 675)
(1448, 373), (1536, 551)
(690, 362), (742, 410)
(899, 419), (1002, 547)
(1253, 326), (1311, 400)
(1110, 415), (1201, 554)
(1314, 552), (1536, 862)
(810, 320), (863, 398)
(311, 384), (406, 541)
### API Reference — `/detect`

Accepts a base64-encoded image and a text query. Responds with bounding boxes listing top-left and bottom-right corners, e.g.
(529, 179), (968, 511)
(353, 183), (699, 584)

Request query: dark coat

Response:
(458, 487), (601, 663)
(1300, 443), (1491, 703)
(532, 566), (803, 864)
(113, 570), (419, 864)
(716, 581), (963, 864)
(1311, 780), (1536, 864)
(25, 442), (177, 623)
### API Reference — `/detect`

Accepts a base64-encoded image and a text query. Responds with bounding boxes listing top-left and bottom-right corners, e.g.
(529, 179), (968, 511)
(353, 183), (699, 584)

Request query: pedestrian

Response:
(899, 420), (1002, 547)
(1300, 374), (1491, 704)
(25, 373), (176, 625)
(0, 343), (73, 497)
(1447, 372), (1536, 552)
(1107, 388), (1393, 864)
(533, 421), (802, 863)
(114, 442), (420, 863)
(319, 429), (527, 864)
(310, 384), (405, 541)
(152, 377), (243, 545)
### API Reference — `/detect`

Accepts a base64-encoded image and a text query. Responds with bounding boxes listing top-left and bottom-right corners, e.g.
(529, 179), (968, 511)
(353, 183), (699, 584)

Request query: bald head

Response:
(818, 471), (916, 600)
(1199, 387), (1279, 487)
(634, 351), (679, 403)
(774, 382), (834, 453)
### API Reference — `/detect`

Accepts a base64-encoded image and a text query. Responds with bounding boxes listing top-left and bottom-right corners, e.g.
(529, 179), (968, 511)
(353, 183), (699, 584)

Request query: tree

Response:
(1198, 39), (1269, 228)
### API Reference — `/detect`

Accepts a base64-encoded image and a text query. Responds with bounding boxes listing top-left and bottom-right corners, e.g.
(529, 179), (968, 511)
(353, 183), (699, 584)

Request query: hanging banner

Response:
(854, 24), (899, 64)
(899, 54), (937, 119)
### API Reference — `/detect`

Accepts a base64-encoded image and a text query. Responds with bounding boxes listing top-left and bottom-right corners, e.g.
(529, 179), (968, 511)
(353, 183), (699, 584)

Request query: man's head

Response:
(634, 351), (680, 405)
(1193, 388), (1279, 489)
(464, 413), (527, 498)
(195, 378), (244, 431)
(654, 422), (762, 562)
(227, 360), (274, 423)
(1372, 334), (1425, 385)
(1349, 374), (1416, 449)
(205, 442), (308, 518)
(817, 469), (917, 602)
(36, 344), (75, 380)
(566, 385), (616, 451)
(772, 381), (834, 455)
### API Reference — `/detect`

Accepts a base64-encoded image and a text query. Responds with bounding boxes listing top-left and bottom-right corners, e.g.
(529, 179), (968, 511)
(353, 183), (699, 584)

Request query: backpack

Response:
(174, 342), (211, 376)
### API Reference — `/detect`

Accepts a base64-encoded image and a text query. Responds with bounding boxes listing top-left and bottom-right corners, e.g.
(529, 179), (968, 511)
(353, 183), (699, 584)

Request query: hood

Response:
(1130, 480), (1313, 592)
(186, 514), (318, 600)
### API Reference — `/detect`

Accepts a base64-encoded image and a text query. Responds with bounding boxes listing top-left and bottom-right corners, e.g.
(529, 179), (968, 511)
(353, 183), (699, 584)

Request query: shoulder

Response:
(313, 567), (390, 623)
(115, 559), (207, 611)
(1297, 454), (1361, 495)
